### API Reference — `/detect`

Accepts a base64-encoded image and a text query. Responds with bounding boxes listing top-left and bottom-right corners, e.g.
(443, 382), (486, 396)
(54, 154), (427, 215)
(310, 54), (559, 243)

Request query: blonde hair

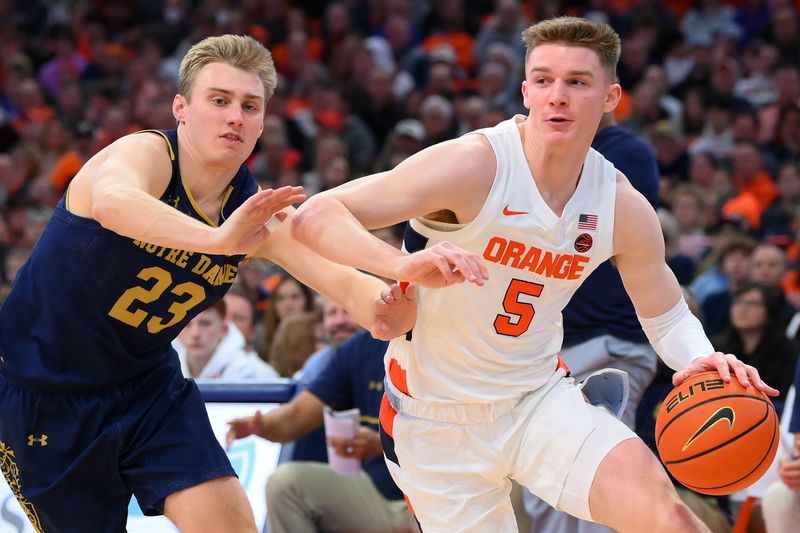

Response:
(521, 17), (620, 81)
(179, 34), (277, 101)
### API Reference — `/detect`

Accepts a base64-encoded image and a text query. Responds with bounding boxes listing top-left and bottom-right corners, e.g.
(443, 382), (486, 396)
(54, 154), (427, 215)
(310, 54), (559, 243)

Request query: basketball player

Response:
(291, 18), (779, 532)
(0, 35), (483, 533)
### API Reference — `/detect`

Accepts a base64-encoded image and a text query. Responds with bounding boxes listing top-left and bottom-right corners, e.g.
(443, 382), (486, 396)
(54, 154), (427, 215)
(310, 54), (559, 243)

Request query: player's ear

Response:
(520, 80), (531, 110)
(603, 83), (621, 113)
(173, 94), (187, 124)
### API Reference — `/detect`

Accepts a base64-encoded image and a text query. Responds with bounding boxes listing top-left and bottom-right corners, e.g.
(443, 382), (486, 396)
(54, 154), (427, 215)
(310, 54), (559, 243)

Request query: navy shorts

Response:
(0, 363), (236, 533)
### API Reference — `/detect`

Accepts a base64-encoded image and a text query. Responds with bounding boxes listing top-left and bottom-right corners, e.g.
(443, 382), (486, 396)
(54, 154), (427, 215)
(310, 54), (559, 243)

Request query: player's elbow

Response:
(290, 195), (336, 244)
(91, 189), (121, 229)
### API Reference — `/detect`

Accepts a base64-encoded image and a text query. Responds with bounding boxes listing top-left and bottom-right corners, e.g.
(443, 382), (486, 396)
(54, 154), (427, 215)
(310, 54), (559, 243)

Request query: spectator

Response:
(691, 235), (756, 306)
(177, 300), (279, 380)
(761, 358), (800, 532)
(284, 296), (364, 464)
(672, 184), (712, 263)
(258, 274), (316, 364)
(224, 284), (259, 352)
(226, 331), (418, 533)
(712, 282), (798, 409)
(268, 310), (321, 378)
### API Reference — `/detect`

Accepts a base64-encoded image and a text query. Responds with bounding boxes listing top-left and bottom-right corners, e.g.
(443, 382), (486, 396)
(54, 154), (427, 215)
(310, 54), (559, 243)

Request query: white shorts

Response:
(381, 370), (637, 533)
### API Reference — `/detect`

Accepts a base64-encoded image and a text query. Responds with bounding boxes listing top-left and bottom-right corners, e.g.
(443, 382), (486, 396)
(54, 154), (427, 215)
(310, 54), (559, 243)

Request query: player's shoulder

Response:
(613, 170), (661, 245)
(427, 133), (496, 175)
(101, 131), (173, 163)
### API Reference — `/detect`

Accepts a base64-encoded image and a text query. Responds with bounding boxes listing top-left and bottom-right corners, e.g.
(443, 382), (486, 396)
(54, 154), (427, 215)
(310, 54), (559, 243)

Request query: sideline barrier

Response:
(0, 380), (295, 533)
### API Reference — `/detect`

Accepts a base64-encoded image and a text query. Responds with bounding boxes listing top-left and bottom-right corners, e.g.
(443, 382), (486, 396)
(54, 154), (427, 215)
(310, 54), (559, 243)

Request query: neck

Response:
(738, 330), (762, 354)
(187, 352), (214, 378)
(519, 120), (587, 215)
(596, 112), (615, 133)
(176, 124), (241, 202)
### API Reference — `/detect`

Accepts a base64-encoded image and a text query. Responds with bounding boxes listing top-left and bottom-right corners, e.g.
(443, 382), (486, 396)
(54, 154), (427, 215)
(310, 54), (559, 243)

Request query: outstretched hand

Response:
(372, 283), (417, 340)
(395, 241), (489, 288)
(225, 410), (263, 449)
(212, 186), (306, 256)
(672, 351), (779, 396)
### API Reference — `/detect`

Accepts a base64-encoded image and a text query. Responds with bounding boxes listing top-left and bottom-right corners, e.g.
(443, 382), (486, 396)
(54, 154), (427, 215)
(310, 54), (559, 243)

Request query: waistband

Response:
(384, 366), (568, 424)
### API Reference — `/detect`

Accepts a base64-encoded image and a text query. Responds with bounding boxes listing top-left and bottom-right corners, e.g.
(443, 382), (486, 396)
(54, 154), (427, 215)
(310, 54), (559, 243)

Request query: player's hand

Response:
(371, 283), (417, 340)
(212, 186), (306, 256)
(395, 242), (489, 288)
(672, 352), (779, 396)
(328, 427), (383, 459)
(225, 410), (263, 449)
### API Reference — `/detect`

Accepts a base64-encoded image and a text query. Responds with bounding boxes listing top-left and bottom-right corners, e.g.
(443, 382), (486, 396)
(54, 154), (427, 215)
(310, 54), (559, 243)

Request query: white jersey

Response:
(386, 116), (618, 403)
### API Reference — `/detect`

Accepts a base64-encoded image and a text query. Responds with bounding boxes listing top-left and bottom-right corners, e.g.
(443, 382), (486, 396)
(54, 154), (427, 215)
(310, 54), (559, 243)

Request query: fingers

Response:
(328, 437), (362, 458)
(246, 187), (306, 217)
(743, 365), (780, 396)
(435, 242), (489, 286)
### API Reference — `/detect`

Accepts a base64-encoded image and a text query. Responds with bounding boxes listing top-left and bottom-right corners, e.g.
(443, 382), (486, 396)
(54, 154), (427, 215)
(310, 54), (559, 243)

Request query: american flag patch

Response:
(578, 213), (598, 230)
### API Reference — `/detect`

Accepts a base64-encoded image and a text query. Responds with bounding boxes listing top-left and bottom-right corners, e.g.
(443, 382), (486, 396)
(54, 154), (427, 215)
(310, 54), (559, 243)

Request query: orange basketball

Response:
(655, 371), (779, 496)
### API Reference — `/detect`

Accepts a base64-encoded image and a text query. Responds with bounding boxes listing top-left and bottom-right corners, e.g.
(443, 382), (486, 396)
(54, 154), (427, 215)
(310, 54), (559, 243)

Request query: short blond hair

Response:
(521, 17), (620, 81)
(179, 34), (277, 101)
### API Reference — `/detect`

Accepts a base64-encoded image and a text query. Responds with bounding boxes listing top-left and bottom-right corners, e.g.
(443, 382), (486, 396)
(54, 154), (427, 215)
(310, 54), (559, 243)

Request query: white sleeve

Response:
(637, 297), (714, 371)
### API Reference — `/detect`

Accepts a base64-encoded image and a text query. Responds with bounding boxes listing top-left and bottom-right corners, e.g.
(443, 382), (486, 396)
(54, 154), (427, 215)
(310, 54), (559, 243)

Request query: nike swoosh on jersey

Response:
(682, 406), (735, 451)
(503, 204), (529, 216)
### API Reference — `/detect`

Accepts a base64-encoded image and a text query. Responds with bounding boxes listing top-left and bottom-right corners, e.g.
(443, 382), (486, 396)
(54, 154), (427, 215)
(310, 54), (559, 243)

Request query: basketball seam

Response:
(656, 393), (767, 447)
(662, 400), (770, 464)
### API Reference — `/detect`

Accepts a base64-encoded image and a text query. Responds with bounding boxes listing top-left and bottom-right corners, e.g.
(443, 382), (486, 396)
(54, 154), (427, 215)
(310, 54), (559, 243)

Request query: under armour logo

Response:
(26, 435), (47, 447)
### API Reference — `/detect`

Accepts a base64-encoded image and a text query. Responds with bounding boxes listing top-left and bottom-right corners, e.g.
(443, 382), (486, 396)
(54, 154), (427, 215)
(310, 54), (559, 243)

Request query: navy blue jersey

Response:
(562, 124), (659, 346)
(0, 129), (259, 390)
(307, 331), (402, 501)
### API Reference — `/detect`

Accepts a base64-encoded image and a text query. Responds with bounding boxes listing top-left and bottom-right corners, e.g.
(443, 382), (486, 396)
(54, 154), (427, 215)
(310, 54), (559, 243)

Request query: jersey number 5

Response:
(109, 266), (206, 333)
(494, 279), (543, 337)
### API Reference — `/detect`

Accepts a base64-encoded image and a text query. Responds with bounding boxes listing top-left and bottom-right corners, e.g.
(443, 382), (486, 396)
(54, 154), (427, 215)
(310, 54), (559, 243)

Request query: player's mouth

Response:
(220, 132), (244, 143)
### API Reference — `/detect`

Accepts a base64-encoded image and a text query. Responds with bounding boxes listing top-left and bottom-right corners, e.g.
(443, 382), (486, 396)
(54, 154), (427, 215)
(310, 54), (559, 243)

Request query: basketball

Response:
(654, 371), (779, 496)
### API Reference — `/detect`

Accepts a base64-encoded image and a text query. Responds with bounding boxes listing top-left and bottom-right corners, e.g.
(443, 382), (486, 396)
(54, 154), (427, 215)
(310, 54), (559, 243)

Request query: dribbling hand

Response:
(672, 351), (779, 396)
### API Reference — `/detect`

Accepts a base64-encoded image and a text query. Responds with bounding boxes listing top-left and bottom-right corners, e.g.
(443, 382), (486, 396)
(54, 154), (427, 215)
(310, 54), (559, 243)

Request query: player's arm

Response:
(225, 391), (325, 447)
(291, 136), (492, 287)
(613, 176), (777, 395)
(72, 133), (303, 255)
(253, 207), (415, 339)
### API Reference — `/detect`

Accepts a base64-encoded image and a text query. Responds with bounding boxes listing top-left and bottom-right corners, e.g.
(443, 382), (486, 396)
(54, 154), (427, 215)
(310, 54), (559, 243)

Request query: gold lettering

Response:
(202, 264), (221, 285)
(164, 248), (181, 264)
(222, 264), (237, 284)
(176, 251), (193, 268)
(191, 254), (211, 274)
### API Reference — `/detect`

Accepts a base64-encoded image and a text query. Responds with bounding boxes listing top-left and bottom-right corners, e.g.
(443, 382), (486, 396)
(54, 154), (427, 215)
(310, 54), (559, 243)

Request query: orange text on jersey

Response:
(482, 236), (589, 280)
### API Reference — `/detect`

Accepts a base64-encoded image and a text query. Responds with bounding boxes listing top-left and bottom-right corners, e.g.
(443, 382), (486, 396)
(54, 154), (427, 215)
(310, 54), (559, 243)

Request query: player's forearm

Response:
(291, 195), (405, 281)
(92, 185), (220, 253)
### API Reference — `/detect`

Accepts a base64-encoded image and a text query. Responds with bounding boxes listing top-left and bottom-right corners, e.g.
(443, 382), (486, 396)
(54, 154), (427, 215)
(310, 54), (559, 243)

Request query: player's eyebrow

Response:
(207, 87), (264, 101)
(529, 66), (595, 78)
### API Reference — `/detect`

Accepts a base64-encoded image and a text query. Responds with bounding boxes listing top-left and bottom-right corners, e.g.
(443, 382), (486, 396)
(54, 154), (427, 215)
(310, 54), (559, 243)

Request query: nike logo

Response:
(503, 204), (529, 216)
(682, 407), (735, 451)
